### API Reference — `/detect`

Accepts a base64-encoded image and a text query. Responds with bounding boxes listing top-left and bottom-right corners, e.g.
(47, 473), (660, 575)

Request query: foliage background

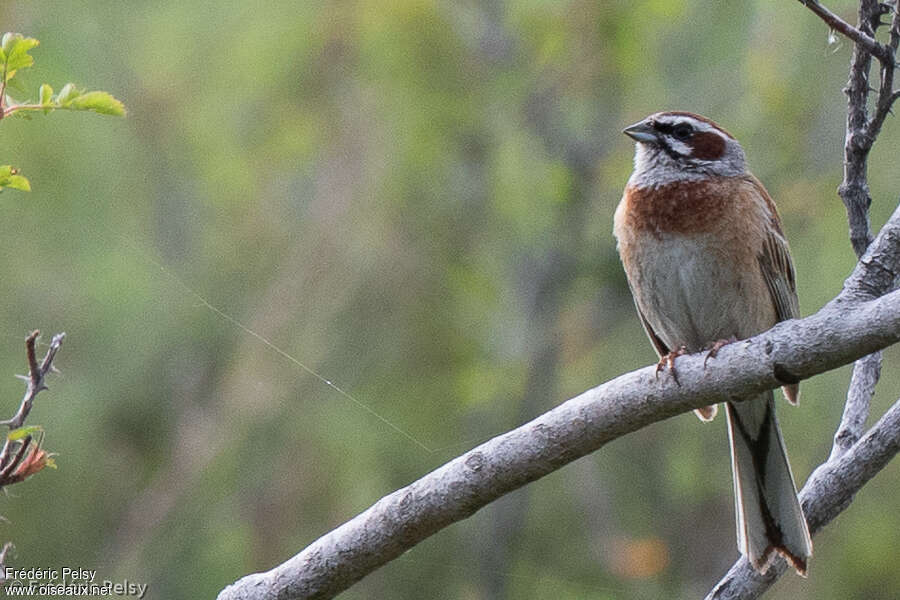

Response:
(0, 1), (897, 598)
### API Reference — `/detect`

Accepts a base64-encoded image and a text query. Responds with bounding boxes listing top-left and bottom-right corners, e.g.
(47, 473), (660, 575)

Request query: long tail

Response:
(725, 392), (812, 575)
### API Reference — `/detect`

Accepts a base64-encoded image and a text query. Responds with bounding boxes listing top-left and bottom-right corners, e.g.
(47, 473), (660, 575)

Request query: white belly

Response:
(626, 232), (775, 351)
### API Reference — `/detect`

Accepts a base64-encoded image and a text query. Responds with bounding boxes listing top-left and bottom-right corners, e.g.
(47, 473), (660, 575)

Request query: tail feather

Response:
(725, 393), (812, 575)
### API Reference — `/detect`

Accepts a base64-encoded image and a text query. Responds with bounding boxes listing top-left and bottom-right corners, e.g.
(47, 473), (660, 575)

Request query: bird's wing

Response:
(759, 228), (800, 321)
(749, 176), (800, 322)
(748, 175), (801, 404)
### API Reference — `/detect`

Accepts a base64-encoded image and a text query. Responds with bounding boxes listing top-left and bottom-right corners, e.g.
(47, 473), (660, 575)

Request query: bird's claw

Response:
(703, 337), (739, 367)
(656, 346), (688, 385)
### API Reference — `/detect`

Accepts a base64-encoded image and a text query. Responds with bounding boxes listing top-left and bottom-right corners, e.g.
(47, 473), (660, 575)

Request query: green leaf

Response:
(39, 83), (52, 106)
(5, 36), (39, 72)
(8, 425), (43, 441)
(68, 90), (126, 116)
(55, 82), (81, 106)
(0, 33), (39, 81)
(4, 174), (31, 190)
(0, 165), (31, 191)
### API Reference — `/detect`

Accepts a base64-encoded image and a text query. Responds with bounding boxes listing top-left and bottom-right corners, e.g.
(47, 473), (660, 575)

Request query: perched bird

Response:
(613, 112), (812, 575)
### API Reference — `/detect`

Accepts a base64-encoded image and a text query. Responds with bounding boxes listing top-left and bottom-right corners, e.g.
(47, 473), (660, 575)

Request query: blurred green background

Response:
(0, 1), (897, 598)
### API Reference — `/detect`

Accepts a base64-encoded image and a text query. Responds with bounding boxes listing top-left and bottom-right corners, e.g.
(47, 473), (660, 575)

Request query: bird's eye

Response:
(672, 123), (693, 140)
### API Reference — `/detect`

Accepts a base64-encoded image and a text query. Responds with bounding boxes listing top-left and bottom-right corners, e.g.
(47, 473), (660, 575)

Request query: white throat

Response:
(628, 140), (748, 188)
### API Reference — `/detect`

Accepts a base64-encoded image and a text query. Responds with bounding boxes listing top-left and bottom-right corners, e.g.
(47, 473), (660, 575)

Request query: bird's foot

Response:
(703, 337), (739, 367)
(656, 346), (689, 385)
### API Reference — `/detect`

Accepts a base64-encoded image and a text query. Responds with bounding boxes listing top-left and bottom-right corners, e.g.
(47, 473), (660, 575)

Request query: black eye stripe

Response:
(655, 121), (693, 140)
(673, 124), (692, 139)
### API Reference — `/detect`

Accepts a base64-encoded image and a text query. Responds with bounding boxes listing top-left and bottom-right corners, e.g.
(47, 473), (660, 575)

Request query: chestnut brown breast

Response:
(621, 178), (741, 235)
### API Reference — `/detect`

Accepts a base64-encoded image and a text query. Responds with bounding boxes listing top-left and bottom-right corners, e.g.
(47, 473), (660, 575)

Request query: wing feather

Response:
(745, 175), (800, 322)
(747, 176), (801, 404)
(759, 230), (799, 322)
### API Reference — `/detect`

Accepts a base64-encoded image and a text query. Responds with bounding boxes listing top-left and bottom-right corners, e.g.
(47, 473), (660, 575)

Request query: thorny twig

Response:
(1, 331), (64, 430)
(0, 331), (64, 488)
(827, 0), (894, 258)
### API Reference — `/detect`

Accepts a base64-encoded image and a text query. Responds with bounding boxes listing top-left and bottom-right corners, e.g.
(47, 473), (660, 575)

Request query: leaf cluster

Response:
(0, 32), (125, 191)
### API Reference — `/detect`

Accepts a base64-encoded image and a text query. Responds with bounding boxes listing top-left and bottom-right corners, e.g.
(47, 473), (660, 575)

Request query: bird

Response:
(613, 111), (812, 576)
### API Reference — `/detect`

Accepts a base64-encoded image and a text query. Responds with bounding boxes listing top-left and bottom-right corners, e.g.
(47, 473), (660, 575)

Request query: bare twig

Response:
(217, 203), (900, 600)
(800, 0), (891, 60)
(831, 352), (882, 459)
(867, 2), (900, 140)
(0, 331), (65, 429)
(0, 542), (12, 564)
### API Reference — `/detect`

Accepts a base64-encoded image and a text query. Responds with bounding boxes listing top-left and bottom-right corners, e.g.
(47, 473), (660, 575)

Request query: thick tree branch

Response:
(217, 205), (900, 600)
